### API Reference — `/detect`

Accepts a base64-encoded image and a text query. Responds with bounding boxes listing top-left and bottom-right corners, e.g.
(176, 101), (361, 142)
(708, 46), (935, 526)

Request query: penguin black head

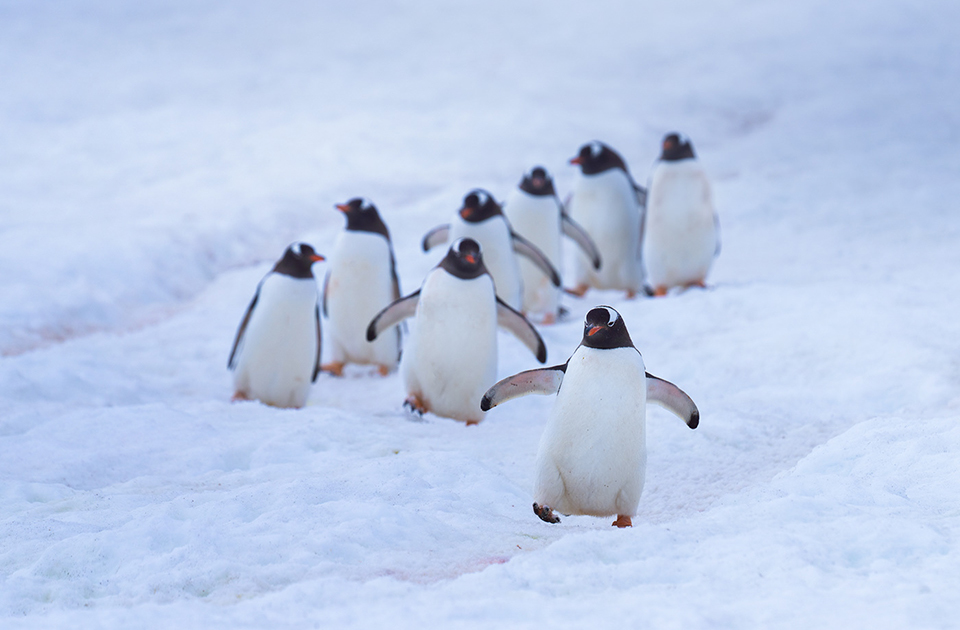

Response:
(459, 189), (503, 223)
(336, 197), (390, 239)
(440, 237), (488, 280)
(518, 166), (556, 197)
(660, 132), (696, 161)
(569, 141), (629, 176)
(581, 305), (634, 350)
(274, 242), (325, 279)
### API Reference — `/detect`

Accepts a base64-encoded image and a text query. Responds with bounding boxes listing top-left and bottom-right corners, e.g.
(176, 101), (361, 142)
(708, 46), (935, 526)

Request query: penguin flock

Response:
(227, 133), (719, 527)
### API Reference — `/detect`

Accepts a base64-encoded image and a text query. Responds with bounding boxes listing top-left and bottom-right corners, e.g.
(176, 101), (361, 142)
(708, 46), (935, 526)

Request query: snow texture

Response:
(2, 0), (960, 627)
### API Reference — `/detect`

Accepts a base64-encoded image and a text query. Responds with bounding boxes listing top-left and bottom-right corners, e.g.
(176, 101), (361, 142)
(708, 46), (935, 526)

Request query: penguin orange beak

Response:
(464, 254), (477, 264)
(309, 254), (325, 262)
(335, 204), (350, 213)
(459, 207), (474, 220)
(587, 325), (602, 336)
(569, 156), (583, 165)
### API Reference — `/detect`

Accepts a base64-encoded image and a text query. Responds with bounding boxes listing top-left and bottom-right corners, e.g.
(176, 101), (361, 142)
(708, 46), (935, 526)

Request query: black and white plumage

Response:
(322, 197), (401, 376)
(421, 189), (561, 311)
(503, 166), (601, 322)
(368, 238), (546, 424)
(567, 141), (647, 297)
(642, 133), (720, 296)
(481, 305), (698, 526)
(228, 242), (325, 409)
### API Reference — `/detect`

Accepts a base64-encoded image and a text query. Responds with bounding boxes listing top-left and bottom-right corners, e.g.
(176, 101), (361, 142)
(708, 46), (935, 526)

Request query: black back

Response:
(338, 197), (391, 240)
(660, 132), (696, 161)
(439, 238), (489, 280)
(273, 243), (323, 279)
(459, 189), (503, 223)
(581, 305), (635, 350)
(572, 141), (629, 176)
(518, 166), (556, 197)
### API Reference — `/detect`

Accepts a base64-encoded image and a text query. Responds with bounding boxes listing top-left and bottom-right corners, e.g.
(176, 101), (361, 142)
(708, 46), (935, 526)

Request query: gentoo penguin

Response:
(503, 166), (602, 324)
(481, 305), (698, 527)
(567, 141), (647, 298)
(321, 197), (401, 376)
(421, 189), (561, 311)
(642, 133), (720, 296)
(367, 237), (547, 425)
(228, 243), (325, 409)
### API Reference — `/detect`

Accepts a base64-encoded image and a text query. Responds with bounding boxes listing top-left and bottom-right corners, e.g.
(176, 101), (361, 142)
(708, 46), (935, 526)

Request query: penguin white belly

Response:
(534, 346), (647, 516)
(232, 275), (318, 408)
(504, 191), (561, 316)
(326, 232), (399, 368)
(449, 217), (523, 310)
(643, 162), (718, 289)
(401, 271), (498, 423)
(569, 171), (643, 291)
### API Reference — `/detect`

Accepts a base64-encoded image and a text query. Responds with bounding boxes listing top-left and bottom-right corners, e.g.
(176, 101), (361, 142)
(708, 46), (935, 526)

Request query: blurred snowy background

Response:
(1, 0), (959, 627)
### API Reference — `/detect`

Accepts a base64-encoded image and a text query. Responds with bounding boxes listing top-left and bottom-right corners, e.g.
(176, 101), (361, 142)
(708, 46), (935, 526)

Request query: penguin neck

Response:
(345, 213), (390, 240)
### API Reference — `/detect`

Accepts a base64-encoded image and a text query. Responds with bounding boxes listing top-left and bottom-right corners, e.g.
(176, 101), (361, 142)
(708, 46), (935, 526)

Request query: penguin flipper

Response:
(495, 297), (547, 363)
(322, 270), (330, 317)
(633, 183), (648, 208)
(367, 290), (421, 341)
(312, 304), (322, 383)
(645, 372), (699, 429)
(421, 224), (451, 252)
(228, 281), (262, 369)
(560, 214), (602, 270)
(481, 363), (566, 411)
(510, 232), (562, 286)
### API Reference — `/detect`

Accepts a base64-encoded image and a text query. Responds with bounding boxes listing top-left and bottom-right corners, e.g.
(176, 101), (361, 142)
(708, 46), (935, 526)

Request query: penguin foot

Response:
(684, 280), (707, 290)
(565, 284), (589, 297)
(652, 286), (669, 297)
(612, 514), (633, 528)
(376, 364), (391, 377)
(626, 290), (637, 299)
(403, 395), (427, 416)
(541, 312), (556, 326)
(231, 391), (250, 402)
(321, 362), (345, 377)
(533, 503), (560, 524)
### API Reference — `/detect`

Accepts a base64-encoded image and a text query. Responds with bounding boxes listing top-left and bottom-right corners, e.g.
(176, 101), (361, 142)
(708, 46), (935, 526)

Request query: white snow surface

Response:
(2, 0), (960, 627)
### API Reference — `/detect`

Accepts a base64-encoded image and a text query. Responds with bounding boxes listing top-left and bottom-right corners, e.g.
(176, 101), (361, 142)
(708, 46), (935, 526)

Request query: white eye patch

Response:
(600, 305), (620, 326)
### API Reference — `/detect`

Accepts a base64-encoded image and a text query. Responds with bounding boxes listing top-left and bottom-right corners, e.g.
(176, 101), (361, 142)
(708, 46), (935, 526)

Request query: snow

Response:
(2, 0), (960, 627)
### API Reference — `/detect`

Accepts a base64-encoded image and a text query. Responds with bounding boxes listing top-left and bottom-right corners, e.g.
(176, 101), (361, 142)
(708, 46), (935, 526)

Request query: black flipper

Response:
(645, 372), (699, 429)
(495, 296), (547, 363)
(510, 232), (562, 287)
(560, 213), (602, 270)
(421, 225), (451, 252)
(312, 304), (322, 382)
(367, 290), (421, 341)
(227, 280), (262, 370)
(481, 363), (567, 411)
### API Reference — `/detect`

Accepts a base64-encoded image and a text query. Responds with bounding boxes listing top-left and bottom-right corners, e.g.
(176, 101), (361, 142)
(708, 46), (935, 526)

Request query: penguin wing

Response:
(390, 250), (401, 301)
(421, 224), (451, 252)
(480, 363), (567, 411)
(633, 183), (648, 208)
(645, 372), (699, 429)
(322, 270), (330, 317)
(560, 213), (602, 270)
(495, 296), (547, 363)
(510, 232), (562, 287)
(367, 290), (421, 341)
(227, 281), (262, 369)
(312, 304), (322, 382)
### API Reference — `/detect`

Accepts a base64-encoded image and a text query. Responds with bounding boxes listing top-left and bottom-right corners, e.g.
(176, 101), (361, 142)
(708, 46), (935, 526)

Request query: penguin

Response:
(642, 133), (720, 296)
(367, 237), (547, 425)
(567, 141), (647, 298)
(321, 197), (401, 376)
(421, 189), (561, 311)
(228, 242), (325, 409)
(481, 305), (698, 527)
(503, 166), (602, 324)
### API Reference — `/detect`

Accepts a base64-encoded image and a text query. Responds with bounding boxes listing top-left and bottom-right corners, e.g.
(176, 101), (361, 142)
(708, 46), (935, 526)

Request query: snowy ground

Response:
(2, 0), (960, 627)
